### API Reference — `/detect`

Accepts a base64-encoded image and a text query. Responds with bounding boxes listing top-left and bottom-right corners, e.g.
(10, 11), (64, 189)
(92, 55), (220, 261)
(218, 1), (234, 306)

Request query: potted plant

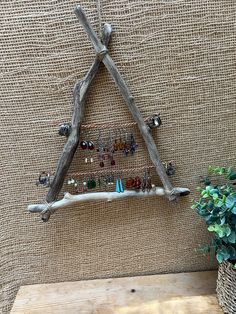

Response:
(192, 166), (236, 314)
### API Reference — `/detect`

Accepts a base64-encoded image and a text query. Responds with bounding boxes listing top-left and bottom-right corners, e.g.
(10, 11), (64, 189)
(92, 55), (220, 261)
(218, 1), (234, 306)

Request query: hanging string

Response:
(96, 0), (103, 39)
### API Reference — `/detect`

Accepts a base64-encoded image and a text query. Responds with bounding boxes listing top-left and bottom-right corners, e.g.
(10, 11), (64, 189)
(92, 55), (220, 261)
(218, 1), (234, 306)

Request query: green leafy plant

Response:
(192, 166), (236, 268)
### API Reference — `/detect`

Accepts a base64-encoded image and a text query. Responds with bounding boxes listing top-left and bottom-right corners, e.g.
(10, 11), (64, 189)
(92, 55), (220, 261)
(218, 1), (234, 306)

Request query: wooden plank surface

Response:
(11, 271), (223, 314)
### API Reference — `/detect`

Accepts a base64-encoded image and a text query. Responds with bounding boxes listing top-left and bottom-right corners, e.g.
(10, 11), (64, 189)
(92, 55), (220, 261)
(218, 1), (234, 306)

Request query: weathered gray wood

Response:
(41, 24), (112, 222)
(74, 5), (186, 201)
(28, 187), (190, 213)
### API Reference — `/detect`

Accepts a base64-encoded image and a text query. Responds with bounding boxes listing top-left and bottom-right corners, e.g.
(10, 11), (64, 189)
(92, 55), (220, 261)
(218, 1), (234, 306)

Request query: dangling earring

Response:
(82, 177), (88, 192)
(146, 170), (152, 192)
(142, 171), (147, 192)
(130, 132), (137, 154)
(119, 178), (124, 193)
(123, 132), (129, 156)
(108, 131), (115, 166)
(80, 140), (88, 150)
(115, 178), (120, 193)
(118, 129), (124, 151)
(96, 130), (105, 167)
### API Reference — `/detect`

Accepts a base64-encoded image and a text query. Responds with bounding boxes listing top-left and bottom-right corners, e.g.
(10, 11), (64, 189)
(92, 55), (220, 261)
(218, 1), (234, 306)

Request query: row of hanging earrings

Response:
(79, 129), (138, 167)
(66, 169), (156, 194)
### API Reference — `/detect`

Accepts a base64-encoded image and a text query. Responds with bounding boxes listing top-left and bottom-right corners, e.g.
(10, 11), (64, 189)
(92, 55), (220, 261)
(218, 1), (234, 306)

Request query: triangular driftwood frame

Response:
(28, 6), (189, 221)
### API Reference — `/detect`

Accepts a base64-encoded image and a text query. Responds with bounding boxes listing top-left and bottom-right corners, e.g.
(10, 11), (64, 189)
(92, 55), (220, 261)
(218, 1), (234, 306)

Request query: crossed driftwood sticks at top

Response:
(28, 5), (190, 221)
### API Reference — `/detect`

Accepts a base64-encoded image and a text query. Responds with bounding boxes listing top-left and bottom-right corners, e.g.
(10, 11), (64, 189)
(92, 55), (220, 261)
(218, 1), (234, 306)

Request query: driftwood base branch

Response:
(28, 187), (190, 214)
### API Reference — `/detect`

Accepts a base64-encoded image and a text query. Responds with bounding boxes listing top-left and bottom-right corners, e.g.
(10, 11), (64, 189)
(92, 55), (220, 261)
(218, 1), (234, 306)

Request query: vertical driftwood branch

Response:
(41, 24), (112, 222)
(74, 5), (176, 200)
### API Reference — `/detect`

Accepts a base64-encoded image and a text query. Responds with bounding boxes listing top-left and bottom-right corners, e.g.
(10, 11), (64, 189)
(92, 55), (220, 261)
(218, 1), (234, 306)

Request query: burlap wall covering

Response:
(1, 0), (235, 312)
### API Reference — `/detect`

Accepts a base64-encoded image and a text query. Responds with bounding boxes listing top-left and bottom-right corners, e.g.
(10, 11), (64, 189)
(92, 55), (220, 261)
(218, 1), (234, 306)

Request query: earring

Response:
(125, 177), (134, 189)
(166, 161), (175, 176)
(119, 178), (124, 193)
(142, 171), (147, 192)
(37, 171), (51, 187)
(146, 170), (152, 192)
(96, 130), (105, 167)
(134, 176), (141, 190)
(87, 140), (95, 150)
(80, 140), (88, 150)
(108, 131), (115, 166)
(115, 179), (120, 193)
(123, 132), (129, 156)
(130, 133), (137, 154)
(118, 129), (125, 151)
(82, 178), (88, 192)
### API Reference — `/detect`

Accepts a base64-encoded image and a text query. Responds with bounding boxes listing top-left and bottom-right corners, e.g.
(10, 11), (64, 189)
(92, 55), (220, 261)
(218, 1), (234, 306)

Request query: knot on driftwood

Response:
(97, 47), (108, 60)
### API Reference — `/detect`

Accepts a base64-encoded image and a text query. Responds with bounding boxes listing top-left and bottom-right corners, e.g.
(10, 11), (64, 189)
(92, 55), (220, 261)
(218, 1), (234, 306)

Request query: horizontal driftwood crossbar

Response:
(28, 187), (190, 214)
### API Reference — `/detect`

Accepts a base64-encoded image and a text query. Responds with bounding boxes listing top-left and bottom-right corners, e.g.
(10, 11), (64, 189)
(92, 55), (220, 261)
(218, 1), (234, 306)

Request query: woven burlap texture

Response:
(1, 0), (235, 312)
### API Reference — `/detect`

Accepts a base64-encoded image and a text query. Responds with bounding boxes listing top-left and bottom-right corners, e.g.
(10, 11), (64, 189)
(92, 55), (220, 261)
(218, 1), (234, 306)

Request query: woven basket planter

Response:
(217, 261), (236, 314)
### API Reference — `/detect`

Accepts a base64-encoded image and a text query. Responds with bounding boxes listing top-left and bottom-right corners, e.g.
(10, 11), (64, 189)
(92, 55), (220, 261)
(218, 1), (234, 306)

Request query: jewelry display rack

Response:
(28, 5), (190, 221)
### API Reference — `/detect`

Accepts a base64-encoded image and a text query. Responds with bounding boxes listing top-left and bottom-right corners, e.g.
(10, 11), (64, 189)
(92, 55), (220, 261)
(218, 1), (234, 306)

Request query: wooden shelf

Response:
(11, 271), (223, 314)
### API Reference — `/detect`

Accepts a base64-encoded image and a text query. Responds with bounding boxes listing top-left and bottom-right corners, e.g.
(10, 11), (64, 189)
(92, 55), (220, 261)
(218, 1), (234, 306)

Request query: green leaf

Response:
(212, 193), (219, 201)
(208, 225), (215, 232)
(228, 231), (236, 244)
(225, 226), (231, 237)
(216, 252), (224, 263)
(220, 217), (226, 225)
(215, 200), (223, 208)
(222, 195), (226, 203)
(231, 206), (236, 214)
(225, 195), (236, 209)
(228, 246), (236, 258)
(229, 173), (236, 180)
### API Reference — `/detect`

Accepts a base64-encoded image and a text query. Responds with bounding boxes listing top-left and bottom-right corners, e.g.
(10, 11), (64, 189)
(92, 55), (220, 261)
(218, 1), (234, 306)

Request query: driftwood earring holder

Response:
(28, 5), (190, 222)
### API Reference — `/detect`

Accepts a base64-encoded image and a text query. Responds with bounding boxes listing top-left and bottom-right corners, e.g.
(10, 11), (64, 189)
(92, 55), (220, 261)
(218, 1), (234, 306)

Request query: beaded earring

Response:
(123, 132), (129, 156)
(130, 133), (138, 154)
